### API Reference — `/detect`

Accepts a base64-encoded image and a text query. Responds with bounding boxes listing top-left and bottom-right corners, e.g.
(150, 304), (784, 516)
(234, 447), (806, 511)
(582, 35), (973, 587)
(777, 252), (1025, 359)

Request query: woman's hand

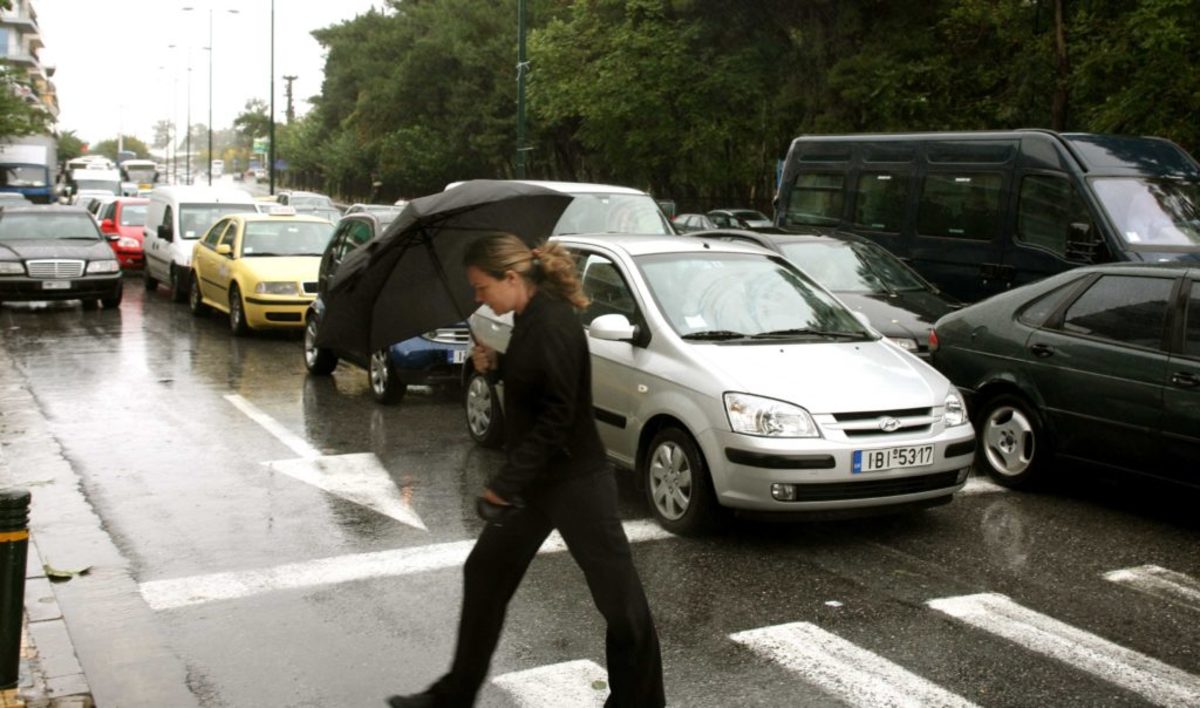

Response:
(471, 342), (498, 374)
(481, 488), (510, 506)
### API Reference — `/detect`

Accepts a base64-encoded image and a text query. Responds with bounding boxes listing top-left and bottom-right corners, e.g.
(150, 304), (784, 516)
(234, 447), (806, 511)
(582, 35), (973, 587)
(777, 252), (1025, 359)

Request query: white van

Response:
(142, 185), (257, 301)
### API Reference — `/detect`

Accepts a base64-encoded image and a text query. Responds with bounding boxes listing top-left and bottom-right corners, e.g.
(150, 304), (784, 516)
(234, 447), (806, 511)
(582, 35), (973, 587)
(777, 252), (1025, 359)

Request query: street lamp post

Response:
(183, 5), (239, 186)
(269, 0), (276, 195)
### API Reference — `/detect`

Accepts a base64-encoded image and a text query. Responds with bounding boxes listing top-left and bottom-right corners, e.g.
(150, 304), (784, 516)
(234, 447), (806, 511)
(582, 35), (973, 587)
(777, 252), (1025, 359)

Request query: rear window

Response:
(119, 204), (147, 227)
(782, 173), (844, 227)
(0, 212), (101, 241)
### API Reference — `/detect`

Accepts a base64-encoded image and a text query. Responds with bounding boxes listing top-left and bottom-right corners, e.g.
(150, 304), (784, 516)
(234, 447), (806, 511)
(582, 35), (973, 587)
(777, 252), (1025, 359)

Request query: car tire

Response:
(976, 393), (1052, 489)
(228, 284), (250, 337)
(100, 284), (123, 309)
(369, 349), (406, 404)
(304, 313), (338, 375)
(464, 370), (504, 448)
(188, 273), (209, 316)
(144, 273), (158, 291)
(169, 265), (187, 303)
(642, 426), (721, 536)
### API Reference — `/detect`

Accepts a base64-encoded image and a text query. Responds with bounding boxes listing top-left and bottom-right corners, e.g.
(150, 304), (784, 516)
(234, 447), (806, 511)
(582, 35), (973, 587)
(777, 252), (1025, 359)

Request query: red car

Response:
(97, 197), (149, 270)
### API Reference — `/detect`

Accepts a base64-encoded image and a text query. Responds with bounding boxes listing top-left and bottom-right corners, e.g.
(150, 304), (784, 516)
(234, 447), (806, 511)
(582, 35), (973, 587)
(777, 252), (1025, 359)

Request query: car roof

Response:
(556, 233), (772, 257)
(0, 205), (90, 215)
(233, 211), (333, 224)
(445, 179), (649, 196)
(697, 227), (872, 246)
(1071, 261), (1198, 277)
(152, 185), (256, 202)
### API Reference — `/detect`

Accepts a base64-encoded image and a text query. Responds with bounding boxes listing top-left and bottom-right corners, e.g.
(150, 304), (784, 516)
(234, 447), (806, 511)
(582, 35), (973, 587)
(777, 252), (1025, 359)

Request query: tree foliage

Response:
(286, 0), (1200, 208)
(93, 136), (151, 160)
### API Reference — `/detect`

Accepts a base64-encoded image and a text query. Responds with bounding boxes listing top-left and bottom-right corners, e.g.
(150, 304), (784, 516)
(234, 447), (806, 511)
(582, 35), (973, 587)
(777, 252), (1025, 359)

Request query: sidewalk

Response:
(0, 538), (92, 708)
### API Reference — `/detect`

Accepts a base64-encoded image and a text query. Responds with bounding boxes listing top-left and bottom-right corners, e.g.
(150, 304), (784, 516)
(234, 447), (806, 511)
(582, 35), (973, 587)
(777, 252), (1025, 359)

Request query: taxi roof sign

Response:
(268, 205), (297, 216)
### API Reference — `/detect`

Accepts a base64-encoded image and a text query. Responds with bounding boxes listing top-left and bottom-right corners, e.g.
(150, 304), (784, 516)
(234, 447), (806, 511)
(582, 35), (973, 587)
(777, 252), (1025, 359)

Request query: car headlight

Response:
(117, 237), (140, 249)
(255, 281), (298, 295)
(86, 260), (120, 274)
(887, 337), (919, 352)
(724, 392), (820, 438)
(944, 391), (967, 427)
(0, 261), (24, 275)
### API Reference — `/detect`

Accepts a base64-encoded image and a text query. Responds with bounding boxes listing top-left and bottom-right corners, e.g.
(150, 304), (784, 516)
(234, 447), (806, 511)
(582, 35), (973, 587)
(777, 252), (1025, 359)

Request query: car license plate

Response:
(852, 445), (934, 473)
(449, 349), (466, 364)
(41, 280), (70, 290)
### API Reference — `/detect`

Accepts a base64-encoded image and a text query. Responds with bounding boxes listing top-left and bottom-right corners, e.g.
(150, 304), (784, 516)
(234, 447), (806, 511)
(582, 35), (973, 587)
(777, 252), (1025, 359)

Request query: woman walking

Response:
(387, 233), (665, 708)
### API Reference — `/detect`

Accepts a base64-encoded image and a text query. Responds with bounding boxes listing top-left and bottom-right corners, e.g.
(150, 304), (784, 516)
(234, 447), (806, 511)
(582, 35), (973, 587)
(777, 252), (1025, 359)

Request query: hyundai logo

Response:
(879, 417), (902, 432)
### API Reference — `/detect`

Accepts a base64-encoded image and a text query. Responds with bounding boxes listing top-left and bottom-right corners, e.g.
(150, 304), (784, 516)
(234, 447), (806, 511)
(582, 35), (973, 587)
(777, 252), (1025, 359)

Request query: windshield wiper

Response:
(681, 329), (749, 341)
(751, 328), (864, 340)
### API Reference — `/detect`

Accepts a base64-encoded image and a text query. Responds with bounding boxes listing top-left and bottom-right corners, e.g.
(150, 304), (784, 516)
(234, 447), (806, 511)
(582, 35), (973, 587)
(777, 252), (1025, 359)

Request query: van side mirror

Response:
(588, 313), (638, 342)
(1065, 222), (1106, 263)
(157, 224), (174, 242)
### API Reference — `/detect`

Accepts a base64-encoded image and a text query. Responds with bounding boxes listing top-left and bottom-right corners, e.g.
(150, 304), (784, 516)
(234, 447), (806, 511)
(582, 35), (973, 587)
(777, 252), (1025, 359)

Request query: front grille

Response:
(423, 327), (470, 345)
(301, 281), (318, 294)
(828, 406), (936, 438)
(834, 407), (931, 422)
(27, 259), (85, 279)
(789, 471), (960, 502)
(843, 424), (931, 438)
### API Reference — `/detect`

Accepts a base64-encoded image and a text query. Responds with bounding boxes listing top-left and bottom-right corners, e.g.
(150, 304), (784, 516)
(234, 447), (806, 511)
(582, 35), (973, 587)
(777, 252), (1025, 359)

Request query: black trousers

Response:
(428, 470), (665, 707)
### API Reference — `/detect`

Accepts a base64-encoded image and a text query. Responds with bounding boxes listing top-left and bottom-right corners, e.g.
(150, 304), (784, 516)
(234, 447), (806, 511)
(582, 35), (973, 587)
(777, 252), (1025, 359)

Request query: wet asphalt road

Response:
(2, 278), (1200, 708)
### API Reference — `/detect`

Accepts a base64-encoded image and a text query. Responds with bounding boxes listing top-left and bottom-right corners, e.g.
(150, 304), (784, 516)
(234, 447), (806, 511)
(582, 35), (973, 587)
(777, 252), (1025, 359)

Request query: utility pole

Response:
(515, 0), (528, 179)
(268, 0), (276, 195)
(283, 75), (297, 124)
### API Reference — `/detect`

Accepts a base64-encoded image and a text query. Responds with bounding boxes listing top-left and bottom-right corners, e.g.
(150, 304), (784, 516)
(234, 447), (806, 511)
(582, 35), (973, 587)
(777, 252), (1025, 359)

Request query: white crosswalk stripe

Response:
(1104, 565), (1200, 612)
(928, 592), (1200, 707)
(730, 622), (979, 708)
(958, 476), (1007, 495)
(492, 660), (609, 707)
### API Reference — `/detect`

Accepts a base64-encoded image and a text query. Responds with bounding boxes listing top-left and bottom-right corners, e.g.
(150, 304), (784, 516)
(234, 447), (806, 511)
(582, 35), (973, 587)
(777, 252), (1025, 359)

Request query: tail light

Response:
(928, 328), (940, 353)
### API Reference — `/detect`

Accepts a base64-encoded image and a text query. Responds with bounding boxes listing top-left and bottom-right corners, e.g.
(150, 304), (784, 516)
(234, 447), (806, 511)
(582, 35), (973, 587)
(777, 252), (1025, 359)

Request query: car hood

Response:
(836, 291), (958, 341)
(238, 255), (322, 281)
(685, 339), (949, 414)
(0, 239), (113, 261)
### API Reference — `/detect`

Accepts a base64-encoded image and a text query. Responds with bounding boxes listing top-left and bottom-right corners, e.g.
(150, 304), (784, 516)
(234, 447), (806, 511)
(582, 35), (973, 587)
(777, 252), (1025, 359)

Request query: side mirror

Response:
(589, 313), (638, 342)
(216, 243), (232, 257)
(157, 224), (174, 242)
(100, 218), (116, 233)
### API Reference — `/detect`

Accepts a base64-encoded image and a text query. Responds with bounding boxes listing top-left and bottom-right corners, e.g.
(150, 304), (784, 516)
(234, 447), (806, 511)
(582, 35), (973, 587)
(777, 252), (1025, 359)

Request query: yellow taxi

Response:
(188, 207), (335, 335)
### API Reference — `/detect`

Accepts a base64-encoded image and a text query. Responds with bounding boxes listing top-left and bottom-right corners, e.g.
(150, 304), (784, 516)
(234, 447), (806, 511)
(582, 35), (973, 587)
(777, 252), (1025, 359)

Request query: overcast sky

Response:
(36, 0), (387, 150)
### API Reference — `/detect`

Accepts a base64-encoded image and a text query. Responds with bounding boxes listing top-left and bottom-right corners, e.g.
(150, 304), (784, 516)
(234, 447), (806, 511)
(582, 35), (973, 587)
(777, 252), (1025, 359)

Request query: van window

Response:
(179, 203), (254, 240)
(926, 142), (1016, 164)
(782, 173), (844, 227)
(1060, 275), (1172, 349)
(1017, 175), (1094, 259)
(854, 172), (908, 232)
(917, 173), (1003, 240)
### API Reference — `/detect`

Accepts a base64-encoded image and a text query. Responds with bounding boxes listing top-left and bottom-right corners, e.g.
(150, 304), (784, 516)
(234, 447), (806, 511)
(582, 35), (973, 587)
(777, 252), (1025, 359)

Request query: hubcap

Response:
(304, 318), (320, 367)
(369, 350), (389, 395)
(649, 441), (692, 521)
(466, 375), (493, 437)
(983, 405), (1035, 476)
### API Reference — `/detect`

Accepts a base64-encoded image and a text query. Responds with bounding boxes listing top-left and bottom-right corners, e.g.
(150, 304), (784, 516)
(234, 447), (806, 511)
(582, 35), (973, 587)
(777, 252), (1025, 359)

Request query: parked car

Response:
(188, 208), (335, 335)
(0, 193), (33, 206)
(343, 203), (404, 226)
(707, 208), (772, 229)
(673, 213), (718, 233)
(276, 190), (339, 214)
(96, 197), (150, 270)
(699, 228), (961, 358)
(303, 212), (470, 403)
(467, 235), (976, 534)
(0, 205), (123, 309)
(930, 262), (1199, 490)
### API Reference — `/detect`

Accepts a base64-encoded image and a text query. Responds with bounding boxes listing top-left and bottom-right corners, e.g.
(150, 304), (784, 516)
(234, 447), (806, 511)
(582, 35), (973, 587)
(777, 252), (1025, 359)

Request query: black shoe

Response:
(385, 693), (435, 708)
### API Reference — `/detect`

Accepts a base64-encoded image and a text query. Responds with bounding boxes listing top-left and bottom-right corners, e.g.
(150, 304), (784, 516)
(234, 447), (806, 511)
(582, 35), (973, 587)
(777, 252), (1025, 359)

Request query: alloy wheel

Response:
(648, 440), (693, 521)
(982, 405), (1036, 476)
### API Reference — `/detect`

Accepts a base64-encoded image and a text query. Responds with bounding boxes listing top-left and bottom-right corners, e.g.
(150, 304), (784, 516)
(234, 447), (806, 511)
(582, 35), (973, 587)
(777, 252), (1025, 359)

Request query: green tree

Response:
(93, 136), (151, 160)
(57, 130), (85, 163)
(0, 63), (52, 139)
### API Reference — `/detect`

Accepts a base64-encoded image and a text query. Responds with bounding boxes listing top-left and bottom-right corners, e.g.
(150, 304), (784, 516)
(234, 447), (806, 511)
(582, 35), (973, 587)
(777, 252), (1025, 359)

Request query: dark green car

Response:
(930, 263), (1199, 489)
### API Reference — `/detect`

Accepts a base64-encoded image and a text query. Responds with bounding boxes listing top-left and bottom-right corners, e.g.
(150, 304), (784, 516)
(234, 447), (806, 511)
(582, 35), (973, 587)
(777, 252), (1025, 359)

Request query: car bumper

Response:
(700, 425), (977, 513)
(0, 274), (123, 302)
(114, 248), (144, 270)
(387, 338), (469, 385)
(244, 294), (316, 329)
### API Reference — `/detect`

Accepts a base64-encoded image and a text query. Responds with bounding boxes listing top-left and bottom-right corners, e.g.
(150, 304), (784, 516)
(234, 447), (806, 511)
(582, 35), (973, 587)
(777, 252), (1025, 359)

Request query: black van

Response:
(774, 130), (1200, 301)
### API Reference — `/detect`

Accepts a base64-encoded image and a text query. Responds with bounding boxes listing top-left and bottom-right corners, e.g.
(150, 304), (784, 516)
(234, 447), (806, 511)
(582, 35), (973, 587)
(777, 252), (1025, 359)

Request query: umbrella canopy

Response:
(315, 180), (575, 356)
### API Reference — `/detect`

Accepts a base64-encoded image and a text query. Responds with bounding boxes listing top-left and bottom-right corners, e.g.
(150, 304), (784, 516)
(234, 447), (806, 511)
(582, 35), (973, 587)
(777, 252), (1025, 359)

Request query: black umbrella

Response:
(315, 180), (575, 356)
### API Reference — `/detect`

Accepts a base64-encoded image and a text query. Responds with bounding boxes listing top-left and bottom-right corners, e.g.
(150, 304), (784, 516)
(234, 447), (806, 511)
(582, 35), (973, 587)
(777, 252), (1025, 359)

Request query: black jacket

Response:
(490, 290), (607, 500)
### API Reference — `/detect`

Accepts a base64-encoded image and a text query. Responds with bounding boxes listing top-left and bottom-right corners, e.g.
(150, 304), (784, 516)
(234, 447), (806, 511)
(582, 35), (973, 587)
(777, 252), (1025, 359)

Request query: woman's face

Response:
(467, 265), (524, 315)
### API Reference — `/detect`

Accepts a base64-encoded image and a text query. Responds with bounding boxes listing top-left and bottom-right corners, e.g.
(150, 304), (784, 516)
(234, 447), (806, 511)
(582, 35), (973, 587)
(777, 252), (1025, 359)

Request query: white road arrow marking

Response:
(730, 622), (978, 708)
(224, 393), (425, 530)
(928, 592), (1200, 707)
(1104, 565), (1200, 612)
(493, 660), (609, 707)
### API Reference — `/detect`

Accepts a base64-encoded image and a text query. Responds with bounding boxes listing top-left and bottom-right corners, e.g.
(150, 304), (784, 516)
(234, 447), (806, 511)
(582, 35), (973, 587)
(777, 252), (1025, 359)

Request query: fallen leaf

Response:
(591, 680), (608, 691)
(44, 564), (91, 582)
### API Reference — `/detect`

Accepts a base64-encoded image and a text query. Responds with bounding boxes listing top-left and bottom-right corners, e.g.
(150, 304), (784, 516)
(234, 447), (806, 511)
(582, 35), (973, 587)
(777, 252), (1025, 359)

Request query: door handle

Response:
(1171, 372), (1199, 388)
(1029, 343), (1055, 358)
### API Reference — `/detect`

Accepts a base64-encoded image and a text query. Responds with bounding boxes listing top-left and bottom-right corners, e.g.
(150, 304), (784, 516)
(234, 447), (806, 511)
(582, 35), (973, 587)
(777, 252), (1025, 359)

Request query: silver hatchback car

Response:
(466, 235), (976, 534)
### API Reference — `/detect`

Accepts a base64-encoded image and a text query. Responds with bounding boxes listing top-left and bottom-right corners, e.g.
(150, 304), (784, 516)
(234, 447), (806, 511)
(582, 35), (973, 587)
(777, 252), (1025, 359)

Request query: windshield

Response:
(180, 204), (254, 239)
(124, 168), (156, 183)
(636, 252), (869, 340)
(779, 240), (926, 294)
(554, 193), (673, 235)
(0, 213), (100, 241)
(0, 165), (48, 188)
(731, 209), (771, 223)
(241, 221), (333, 257)
(1092, 177), (1200, 247)
(119, 204), (147, 227)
